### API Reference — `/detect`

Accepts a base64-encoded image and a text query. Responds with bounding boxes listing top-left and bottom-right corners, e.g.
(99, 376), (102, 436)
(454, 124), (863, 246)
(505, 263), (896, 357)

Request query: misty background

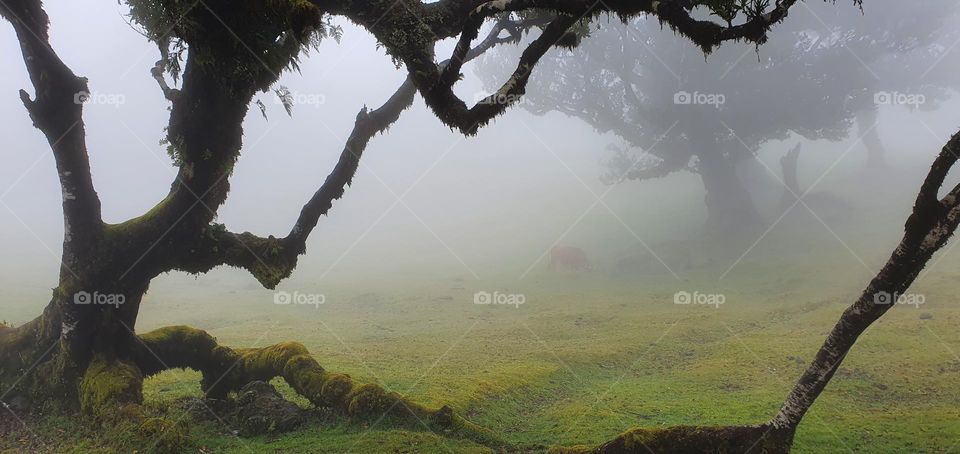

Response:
(2, 1), (960, 326)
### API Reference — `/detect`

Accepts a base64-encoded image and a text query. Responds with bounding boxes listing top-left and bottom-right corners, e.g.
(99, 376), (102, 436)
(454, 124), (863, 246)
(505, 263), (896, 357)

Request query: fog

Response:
(5, 1), (960, 451)
(2, 0), (960, 325)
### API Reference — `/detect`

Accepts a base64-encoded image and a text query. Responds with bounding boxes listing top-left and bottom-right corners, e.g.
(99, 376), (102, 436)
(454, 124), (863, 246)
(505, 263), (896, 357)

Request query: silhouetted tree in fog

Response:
(476, 0), (958, 234)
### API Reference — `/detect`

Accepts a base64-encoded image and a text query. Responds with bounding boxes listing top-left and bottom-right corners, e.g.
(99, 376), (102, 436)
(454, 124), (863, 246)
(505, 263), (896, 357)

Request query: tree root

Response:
(131, 325), (505, 448)
(550, 425), (794, 454)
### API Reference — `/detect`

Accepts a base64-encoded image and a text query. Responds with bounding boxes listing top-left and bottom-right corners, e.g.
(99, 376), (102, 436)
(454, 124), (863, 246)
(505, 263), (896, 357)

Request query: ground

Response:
(2, 166), (959, 453)
(3, 260), (959, 452)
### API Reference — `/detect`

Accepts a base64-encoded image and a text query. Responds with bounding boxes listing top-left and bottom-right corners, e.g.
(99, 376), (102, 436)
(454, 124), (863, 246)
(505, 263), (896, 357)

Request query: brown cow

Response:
(548, 245), (591, 271)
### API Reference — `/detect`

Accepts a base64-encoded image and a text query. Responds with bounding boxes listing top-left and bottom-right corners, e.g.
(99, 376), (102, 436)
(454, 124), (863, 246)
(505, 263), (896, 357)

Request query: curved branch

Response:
(133, 325), (506, 448)
(150, 39), (179, 102)
(353, 0), (808, 135)
(179, 18), (525, 288)
(416, 14), (580, 135)
(769, 130), (960, 430)
(622, 154), (691, 182)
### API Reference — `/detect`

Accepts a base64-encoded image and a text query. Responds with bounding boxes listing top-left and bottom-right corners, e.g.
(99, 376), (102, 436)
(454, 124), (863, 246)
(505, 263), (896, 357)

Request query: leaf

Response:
(275, 86), (294, 117)
(256, 99), (268, 120)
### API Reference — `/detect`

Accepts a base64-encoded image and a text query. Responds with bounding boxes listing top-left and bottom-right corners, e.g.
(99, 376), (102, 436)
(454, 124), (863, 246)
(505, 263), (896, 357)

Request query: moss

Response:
(346, 383), (400, 417)
(137, 416), (192, 453)
(319, 372), (354, 405)
(556, 425), (794, 454)
(125, 0), (329, 90)
(132, 325), (508, 448)
(78, 355), (144, 418)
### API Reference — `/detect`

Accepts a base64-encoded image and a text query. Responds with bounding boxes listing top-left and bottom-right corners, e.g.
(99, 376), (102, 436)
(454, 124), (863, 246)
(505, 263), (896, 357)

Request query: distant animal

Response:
(548, 246), (591, 271)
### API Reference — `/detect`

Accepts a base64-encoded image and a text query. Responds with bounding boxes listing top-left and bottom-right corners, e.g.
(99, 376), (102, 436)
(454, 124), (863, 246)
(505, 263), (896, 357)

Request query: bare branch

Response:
(1, 0), (103, 249)
(770, 129), (960, 430)
(179, 18), (524, 288)
(150, 38), (179, 102)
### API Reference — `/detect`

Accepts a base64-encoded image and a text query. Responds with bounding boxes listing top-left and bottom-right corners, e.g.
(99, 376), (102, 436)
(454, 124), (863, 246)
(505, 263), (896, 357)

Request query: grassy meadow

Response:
(3, 165), (959, 453)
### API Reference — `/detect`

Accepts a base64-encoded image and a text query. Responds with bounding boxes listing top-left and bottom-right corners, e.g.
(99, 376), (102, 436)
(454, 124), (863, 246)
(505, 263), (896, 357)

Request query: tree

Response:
(477, 0), (958, 234)
(545, 139), (960, 454)
(0, 0), (810, 450)
(12, 0), (957, 452)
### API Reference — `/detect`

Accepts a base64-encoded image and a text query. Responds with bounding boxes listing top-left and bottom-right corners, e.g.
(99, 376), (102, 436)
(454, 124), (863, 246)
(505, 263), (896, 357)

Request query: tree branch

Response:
(1, 0), (103, 249)
(770, 130), (960, 430)
(324, 0), (809, 136)
(178, 18), (523, 288)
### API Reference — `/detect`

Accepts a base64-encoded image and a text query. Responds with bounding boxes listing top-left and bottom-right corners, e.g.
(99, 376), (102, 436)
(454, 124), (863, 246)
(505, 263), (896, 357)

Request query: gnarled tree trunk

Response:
(698, 148), (763, 235)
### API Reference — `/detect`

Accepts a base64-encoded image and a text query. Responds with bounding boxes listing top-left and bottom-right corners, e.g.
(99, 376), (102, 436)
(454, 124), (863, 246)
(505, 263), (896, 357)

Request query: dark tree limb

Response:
(769, 130), (960, 430)
(325, 0), (810, 136)
(0, 0), (102, 249)
(415, 14), (581, 135)
(175, 18), (524, 288)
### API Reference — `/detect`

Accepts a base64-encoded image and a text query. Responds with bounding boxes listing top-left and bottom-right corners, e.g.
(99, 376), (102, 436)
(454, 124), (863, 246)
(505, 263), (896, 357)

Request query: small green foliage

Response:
(125, 0), (338, 89)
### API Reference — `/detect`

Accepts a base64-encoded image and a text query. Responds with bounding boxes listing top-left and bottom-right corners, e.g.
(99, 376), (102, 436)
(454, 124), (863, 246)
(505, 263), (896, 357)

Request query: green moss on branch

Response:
(134, 325), (507, 448)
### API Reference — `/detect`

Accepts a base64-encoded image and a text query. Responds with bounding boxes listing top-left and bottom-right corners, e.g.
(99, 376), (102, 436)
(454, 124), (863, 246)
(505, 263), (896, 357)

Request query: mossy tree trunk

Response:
(0, 0), (363, 423)
(0, 1), (527, 448)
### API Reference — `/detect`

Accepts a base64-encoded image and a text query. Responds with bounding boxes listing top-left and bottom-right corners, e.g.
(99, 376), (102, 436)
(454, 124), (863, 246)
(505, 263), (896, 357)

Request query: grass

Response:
(3, 173), (960, 453)
(8, 262), (958, 452)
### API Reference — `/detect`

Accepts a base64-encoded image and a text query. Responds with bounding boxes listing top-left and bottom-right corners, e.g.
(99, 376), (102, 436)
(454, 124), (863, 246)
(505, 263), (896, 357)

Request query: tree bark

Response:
(857, 107), (886, 169)
(770, 130), (960, 430)
(698, 150), (763, 235)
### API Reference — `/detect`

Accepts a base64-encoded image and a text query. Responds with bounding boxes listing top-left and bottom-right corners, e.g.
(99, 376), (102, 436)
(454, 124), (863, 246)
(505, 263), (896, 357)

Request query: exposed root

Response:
(78, 354), (143, 418)
(76, 353), (190, 453)
(551, 425), (794, 454)
(133, 325), (505, 448)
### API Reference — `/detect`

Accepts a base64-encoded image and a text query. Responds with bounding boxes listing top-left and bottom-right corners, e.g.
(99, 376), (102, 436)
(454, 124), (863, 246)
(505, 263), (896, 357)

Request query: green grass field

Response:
(5, 253), (959, 453)
(3, 174), (959, 453)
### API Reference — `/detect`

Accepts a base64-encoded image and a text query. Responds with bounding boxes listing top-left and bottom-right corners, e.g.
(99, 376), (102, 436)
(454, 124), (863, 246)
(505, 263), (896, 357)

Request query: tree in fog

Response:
(477, 0), (959, 233)
(814, 0), (960, 168)
(6, 0), (960, 452)
(0, 0), (807, 450)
